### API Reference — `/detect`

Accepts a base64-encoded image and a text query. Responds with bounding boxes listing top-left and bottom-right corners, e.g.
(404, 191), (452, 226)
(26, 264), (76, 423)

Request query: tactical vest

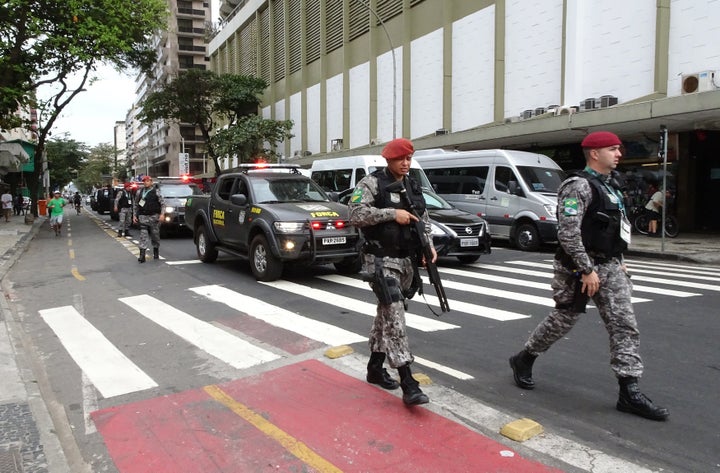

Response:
(137, 187), (161, 215)
(117, 190), (132, 209)
(576, 170), (627, 258)
(361, 168), (426, 256)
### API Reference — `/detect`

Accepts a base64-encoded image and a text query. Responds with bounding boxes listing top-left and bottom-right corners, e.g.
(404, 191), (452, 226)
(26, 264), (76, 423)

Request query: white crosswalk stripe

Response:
(39, 306), (158, 398)
(120, 294), (282, 369)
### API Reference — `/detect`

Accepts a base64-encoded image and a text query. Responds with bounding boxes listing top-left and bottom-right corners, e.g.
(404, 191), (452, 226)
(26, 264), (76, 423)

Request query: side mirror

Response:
(327, 191), (340, 202)
(230, 194), (247, 206)
(508, 180), (524, 196)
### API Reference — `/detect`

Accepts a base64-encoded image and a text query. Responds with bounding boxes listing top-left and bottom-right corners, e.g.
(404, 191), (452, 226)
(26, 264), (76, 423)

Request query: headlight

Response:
(164, 206), (176, 213)
(429, 221), (451, 236)
(274, 221), (305, 233)
(543, 204), (557, 218)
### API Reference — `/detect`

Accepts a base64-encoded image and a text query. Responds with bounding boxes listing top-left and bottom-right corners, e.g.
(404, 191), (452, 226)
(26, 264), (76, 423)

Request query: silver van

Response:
(414, 149), (566, 251)
(310, 155), (432, 192)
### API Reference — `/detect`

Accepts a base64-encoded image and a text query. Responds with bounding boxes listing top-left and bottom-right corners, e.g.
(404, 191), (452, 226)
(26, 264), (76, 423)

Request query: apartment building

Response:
(127, 0), (212, 178)
(208, 0), (720, 231)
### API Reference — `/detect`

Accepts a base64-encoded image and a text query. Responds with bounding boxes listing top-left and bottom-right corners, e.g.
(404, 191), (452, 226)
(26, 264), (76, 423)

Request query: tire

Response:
(634, 214), (649, 235)
(664, 216), (679, 238)
(196, 224), (218, 263)
(334, 256), (362, 274)
(250, 234), (283, 281)
(514, 223), (541, 251)
(456, 255), (481, 264)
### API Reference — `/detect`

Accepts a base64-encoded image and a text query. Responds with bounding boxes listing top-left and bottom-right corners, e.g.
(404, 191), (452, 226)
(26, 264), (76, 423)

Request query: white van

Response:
(413, 149), (566, 251)
(310, 155), (432, 193)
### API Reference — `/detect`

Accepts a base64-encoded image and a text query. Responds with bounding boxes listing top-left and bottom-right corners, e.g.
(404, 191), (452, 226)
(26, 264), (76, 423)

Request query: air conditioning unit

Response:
(520, 109), (534, 119)
(580, 98), (598, 111)
(534, 107), (547, 116)
(504, 116), (520, 124)
(682, 71), (715, 94)
(435, 128), (450, 136)
(600, 95), (618, 107)
(554, 105), (578, 116)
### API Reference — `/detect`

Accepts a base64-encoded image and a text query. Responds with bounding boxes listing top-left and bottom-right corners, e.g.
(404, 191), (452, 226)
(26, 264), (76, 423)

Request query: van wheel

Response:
(196, 224), (218, 263)
(250, 234), (283, 281)
(514, 223), (540, 251)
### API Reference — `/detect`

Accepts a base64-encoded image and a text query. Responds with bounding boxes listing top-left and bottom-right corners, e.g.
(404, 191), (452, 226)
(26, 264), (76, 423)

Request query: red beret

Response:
(381, 138), (414, 160)
(581, 131), (622, 148)
(124, 182), (132, 188)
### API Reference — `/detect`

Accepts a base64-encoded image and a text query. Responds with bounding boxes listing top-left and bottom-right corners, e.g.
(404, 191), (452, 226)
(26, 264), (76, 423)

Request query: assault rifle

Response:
(385, 179), (450, 314)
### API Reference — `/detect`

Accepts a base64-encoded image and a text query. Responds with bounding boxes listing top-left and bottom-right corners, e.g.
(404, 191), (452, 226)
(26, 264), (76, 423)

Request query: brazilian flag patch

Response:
(350, 187), (363, 203)
(562, 197), (578, 216)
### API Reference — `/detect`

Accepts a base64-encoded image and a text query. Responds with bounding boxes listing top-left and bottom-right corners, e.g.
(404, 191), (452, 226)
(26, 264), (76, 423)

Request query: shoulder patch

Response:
(562, 197), (578, 216)
(350, 187), (363, 203)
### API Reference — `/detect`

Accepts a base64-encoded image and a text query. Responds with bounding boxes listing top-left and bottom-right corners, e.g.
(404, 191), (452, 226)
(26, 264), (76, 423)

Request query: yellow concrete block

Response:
(500, 418), (544, 442)
(324, 345), (354, 359)
(412, 373), (432, 386)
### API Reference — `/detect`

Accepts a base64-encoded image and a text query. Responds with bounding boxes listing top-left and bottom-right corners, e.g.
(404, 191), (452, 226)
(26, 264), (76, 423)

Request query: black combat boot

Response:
(138, 249), (146, 263)
(616, 377), (669, 421)
(366, 352), (400, 390)
(397, 364), (429, 405)
(153, 247), (159, 259)
(117, 230), (123, 237)
(509, 349), (537, 390)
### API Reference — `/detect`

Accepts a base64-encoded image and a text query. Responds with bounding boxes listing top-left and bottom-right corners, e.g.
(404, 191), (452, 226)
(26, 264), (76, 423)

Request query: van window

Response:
(356, 168), (366, 182)
(311, 169), (352, 192)
(427, 166), (488, 194)
(494, 166), (518, 193)
(517, 166), (565, 193)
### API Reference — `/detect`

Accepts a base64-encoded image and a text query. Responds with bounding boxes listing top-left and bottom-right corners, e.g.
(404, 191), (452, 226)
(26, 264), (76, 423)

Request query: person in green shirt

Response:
(47, 190), (67, 236)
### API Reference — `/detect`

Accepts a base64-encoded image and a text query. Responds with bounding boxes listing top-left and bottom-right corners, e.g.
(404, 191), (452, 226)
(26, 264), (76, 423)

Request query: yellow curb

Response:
(500, 418), (543, 442)
(324, 345), (354, 359)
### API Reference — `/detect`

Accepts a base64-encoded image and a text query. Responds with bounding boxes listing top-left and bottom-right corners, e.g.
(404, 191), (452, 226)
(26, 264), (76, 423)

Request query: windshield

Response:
(252, 178), (330, 203)
(423, 189), (454, 210)
(159, 184), (202, 198)
(517, 166), (566, 193)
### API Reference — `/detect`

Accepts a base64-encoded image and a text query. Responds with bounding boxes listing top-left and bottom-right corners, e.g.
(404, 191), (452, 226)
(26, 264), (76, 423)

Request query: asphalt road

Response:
(6, 209), (720, 473)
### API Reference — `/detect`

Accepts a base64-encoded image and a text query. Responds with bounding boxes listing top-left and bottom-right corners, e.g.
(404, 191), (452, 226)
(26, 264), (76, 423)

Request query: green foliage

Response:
(138, 69), (289, 175)
(213, 116), (294, 164)
(45, 137), (88, 191)
(76, 143), (115, 191)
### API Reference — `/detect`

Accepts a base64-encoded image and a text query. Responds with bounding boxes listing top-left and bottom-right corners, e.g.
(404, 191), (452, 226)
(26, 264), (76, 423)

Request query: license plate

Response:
(460, 238), (479, 247)
(322, 236), (346, 245)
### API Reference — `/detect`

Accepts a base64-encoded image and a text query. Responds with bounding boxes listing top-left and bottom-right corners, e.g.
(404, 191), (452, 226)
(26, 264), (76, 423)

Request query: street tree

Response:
(0, 0), (167, 215)
(138, 69), (294, 176)
(78, 143), (115, 192)
(45, 136), (89, 192)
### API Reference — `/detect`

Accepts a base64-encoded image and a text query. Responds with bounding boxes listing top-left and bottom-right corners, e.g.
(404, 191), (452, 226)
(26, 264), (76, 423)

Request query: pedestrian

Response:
(14, 192), (24, 216)
(644, 183), (664, 236)
(132, 175), (164, 263)
(114, 182), (134, 237)
(47, 190), (67, 236)
(1, 188), (13, 222)
(348, 137), (437, 406)
(508, 131), (669, 421)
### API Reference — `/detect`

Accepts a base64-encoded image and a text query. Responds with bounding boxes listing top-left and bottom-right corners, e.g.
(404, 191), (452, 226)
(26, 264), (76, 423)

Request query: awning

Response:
(0, 142), (31, 174)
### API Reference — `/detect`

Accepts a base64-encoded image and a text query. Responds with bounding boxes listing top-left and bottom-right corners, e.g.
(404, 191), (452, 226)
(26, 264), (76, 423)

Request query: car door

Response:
(209, 176), (238, 245)
(484, 165), (521, 238)
(226, 178), (252, 250)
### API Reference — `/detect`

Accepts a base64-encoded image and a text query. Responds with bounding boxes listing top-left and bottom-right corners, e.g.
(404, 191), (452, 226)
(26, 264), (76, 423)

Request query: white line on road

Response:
(189, 285), (366, 345)
(318, 274), (531, 321)
(120, 294), (282, 369)
(39, 306), (158, 398)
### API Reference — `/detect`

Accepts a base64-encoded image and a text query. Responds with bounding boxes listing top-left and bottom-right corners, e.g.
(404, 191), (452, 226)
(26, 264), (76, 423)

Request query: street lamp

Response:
(355, 0), (398, 139)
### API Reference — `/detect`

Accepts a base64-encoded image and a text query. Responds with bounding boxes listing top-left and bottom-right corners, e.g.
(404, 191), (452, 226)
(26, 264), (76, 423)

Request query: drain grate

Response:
(0, 447), (23, 473)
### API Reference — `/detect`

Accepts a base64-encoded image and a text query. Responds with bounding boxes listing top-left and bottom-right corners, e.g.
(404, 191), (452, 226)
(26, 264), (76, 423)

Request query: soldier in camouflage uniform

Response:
(349, 137), (437, 406)
(114, 182), (134, 237)
(509, 131), (669, 421)
(133, 175), (164, 263)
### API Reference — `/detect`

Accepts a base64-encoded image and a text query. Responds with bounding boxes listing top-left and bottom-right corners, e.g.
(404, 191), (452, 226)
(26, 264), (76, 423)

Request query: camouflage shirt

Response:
(348, 173), (433, 247)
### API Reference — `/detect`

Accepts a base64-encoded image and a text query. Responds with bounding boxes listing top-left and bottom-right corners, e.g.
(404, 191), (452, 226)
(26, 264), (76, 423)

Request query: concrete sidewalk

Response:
(0, 212), (718, 473)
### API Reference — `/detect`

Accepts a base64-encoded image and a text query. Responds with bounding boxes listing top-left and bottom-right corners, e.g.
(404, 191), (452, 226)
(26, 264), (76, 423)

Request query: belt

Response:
(364, 244), (410, 259)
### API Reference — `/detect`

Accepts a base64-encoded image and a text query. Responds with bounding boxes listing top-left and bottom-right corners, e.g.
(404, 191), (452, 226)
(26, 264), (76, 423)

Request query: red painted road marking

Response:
(93, 360), (562, 472)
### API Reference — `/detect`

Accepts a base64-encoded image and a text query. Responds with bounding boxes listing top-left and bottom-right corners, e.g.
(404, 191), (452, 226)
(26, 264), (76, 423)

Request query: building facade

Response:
(126, 0), (212, 178)
(208, 0), (720, 232)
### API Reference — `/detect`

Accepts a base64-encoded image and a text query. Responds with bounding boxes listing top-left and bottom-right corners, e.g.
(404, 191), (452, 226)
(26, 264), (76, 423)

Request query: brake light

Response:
(181, 174), (190, 182)
(334, 220), (346, 229)
(311, 221), (322, 230)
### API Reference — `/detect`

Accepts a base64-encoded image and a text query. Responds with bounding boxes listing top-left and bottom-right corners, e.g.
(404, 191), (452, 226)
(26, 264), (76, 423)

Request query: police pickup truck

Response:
(184, 164), (361, 281)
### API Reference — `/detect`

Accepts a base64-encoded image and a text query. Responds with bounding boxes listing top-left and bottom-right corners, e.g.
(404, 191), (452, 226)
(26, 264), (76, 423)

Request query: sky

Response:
(41, 0), (221, 149)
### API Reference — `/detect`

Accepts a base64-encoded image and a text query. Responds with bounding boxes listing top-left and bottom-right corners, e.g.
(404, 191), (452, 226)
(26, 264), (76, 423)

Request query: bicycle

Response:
(633, 211), (679, 238)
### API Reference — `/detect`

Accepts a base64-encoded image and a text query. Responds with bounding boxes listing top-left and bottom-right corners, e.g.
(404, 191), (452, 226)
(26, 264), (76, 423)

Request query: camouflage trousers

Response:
(118, 207), (132, 232)
(525, 258), (643, 378)
(363, 253), (415, 369)
(137, 214), (161, 251)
